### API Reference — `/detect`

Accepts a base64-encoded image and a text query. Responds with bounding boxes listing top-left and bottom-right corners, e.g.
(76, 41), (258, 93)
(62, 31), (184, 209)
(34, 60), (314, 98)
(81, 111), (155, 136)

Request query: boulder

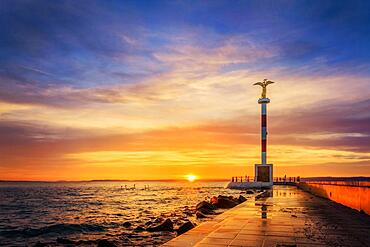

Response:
(146, 219), (173, 232)
(196, 201), (216, 211)
(210, 196), (218, 205)
(195, 210), (208, 218)
(198, 207), (216, 215)
(134, 226), (145, 231)
(154, 217), (164, 223)
(176, 221), (195, 235)
(97, 239), (117, 247)
(122, 221), (132, 227)
(246, 190), (254, 194)
(238, 195), (247, 203)
(214, 196), (238, 208)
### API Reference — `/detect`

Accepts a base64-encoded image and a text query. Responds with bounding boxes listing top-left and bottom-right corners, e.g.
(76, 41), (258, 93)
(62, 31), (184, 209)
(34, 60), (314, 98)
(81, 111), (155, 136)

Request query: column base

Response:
(254, 164), (273, 186)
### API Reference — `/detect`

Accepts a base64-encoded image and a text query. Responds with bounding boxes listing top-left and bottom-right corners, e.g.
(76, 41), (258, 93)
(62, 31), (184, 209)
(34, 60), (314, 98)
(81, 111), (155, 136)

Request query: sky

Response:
(0, 0), (369, 181)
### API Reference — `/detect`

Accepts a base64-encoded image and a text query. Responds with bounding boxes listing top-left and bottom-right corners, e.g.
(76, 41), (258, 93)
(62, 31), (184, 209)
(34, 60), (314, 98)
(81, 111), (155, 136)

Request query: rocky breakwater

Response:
(195, 194), (248, 218)
(144, 193), (249, 237)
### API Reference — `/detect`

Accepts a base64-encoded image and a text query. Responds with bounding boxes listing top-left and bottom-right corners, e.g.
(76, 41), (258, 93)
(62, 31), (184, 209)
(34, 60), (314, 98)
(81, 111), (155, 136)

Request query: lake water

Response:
(0, 181), (249, 246)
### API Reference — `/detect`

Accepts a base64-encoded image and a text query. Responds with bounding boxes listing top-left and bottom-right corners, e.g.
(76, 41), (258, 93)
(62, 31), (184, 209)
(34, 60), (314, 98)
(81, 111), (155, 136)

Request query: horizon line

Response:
(1, 176), (370, 183)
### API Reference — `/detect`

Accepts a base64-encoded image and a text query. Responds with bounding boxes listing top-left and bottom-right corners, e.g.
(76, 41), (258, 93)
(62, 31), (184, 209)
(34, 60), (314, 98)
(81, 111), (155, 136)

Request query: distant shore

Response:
(0, 179), (230, 183)
(1, 176), (369, 183)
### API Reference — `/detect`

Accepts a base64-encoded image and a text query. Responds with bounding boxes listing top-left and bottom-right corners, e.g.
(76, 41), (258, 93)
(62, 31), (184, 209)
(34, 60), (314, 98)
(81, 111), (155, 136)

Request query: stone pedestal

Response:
(255, 164), (273, 186)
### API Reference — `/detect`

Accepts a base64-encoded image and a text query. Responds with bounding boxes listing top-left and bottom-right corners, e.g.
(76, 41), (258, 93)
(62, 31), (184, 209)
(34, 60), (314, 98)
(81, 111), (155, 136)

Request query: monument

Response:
(227, 79), (275, 189)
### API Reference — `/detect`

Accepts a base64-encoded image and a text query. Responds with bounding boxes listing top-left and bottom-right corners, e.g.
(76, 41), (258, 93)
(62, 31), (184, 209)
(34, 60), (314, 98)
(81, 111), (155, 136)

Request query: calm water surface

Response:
(0, 181), (248, 246)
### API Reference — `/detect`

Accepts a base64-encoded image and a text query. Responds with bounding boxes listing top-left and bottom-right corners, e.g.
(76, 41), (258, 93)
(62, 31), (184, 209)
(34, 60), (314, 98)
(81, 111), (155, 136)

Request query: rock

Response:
(145, 220), (152, 226)
(246, 190), (254, 194)
(196, 201), (216, 211)
(214, 196), (238, 208)
(176, 221), (195, 235)
(196, 210), (208, 218)
(122, 221), (132, 227)
(198, 207), (216, 215)
(154, 217), (164, 223)
(146, 219), (173, 232)
(238, 195), (247, 203)
(134, 226), (145, 231)
(97, 239), (117, 247)
(210, 196), (218, 205)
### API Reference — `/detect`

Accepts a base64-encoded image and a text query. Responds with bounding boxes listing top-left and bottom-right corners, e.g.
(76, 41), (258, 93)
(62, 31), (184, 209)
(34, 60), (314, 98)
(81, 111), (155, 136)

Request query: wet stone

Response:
(147, 218), (174, 232)
(122, 221), (132, 227)
(238, 195), (247, 203)
(196, 210), (208, 218)
(176, 221), (195, 235)
(213, 196), (238, 208)
(196, 201), (216, 211)
(134, 226), (145, 231)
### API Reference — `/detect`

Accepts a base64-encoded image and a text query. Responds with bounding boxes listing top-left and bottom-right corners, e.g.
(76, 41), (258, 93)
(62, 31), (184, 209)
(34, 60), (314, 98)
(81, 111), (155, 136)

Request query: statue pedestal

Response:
(255, 164), (273, 186)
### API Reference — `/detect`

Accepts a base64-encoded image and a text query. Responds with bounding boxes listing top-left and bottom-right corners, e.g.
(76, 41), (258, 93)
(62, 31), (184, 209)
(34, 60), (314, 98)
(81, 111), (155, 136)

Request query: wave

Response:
(0, 223), (105, 238)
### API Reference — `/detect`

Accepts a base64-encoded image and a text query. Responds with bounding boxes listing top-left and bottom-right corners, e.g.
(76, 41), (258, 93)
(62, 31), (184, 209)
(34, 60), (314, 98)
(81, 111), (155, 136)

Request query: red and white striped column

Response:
(261, 103), (267, 165)
(257, 97), (270, 165)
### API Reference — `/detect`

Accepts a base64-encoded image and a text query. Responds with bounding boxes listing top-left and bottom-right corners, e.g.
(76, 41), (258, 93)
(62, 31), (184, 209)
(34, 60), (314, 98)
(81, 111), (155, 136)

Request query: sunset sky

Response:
(1, 0), (369, 181)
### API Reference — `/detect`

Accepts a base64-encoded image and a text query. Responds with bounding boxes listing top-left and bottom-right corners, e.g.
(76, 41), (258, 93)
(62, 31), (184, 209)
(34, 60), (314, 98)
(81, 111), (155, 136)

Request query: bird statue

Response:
(253, 79), (275, 98)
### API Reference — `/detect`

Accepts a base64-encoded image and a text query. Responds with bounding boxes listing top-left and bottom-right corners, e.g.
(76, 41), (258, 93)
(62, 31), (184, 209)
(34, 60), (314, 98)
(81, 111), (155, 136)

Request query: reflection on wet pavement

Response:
(163, 185), (370, 247)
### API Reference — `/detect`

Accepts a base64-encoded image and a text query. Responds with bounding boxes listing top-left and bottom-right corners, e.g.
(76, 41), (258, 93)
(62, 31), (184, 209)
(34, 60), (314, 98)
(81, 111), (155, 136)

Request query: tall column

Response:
(261, 103), (267, 165)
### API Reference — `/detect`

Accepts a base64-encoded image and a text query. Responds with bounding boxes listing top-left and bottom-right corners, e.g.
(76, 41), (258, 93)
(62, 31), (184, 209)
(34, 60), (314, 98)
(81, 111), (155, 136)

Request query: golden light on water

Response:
(186, 174), (197, 182)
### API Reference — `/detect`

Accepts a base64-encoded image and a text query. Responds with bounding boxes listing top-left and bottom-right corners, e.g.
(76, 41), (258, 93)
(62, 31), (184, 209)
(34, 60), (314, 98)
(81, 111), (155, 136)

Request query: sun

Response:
(186, 174), (197, 182)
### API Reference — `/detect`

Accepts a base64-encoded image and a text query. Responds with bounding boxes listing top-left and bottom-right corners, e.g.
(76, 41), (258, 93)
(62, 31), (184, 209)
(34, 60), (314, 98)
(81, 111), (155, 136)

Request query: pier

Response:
(162, 185), (370, 247)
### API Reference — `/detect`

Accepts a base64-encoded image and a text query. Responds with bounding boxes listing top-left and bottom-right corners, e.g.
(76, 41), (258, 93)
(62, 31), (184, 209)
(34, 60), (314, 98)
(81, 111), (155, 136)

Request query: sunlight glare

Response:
(186, 174), (197, 182)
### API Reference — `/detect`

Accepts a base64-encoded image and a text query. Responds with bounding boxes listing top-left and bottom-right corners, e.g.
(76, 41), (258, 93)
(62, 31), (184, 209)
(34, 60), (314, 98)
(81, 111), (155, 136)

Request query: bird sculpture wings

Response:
(265, 80), (274, 85)
(253, 79), (275, 98)
(253, 82), (264, 86)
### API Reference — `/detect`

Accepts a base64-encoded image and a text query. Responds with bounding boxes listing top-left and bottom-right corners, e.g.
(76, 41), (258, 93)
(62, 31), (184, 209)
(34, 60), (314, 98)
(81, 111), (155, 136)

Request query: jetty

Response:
(162, 185), (370, 247)
(162, 80), (370, 246)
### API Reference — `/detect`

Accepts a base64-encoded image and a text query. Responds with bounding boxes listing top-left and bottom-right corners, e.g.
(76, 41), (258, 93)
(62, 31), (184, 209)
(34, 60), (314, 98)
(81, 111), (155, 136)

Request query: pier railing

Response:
(229, 176), (301, 184)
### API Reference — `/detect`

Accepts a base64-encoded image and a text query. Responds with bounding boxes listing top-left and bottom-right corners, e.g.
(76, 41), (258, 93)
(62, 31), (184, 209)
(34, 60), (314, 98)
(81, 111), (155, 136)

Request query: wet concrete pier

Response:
(162, 186), (370, 247)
